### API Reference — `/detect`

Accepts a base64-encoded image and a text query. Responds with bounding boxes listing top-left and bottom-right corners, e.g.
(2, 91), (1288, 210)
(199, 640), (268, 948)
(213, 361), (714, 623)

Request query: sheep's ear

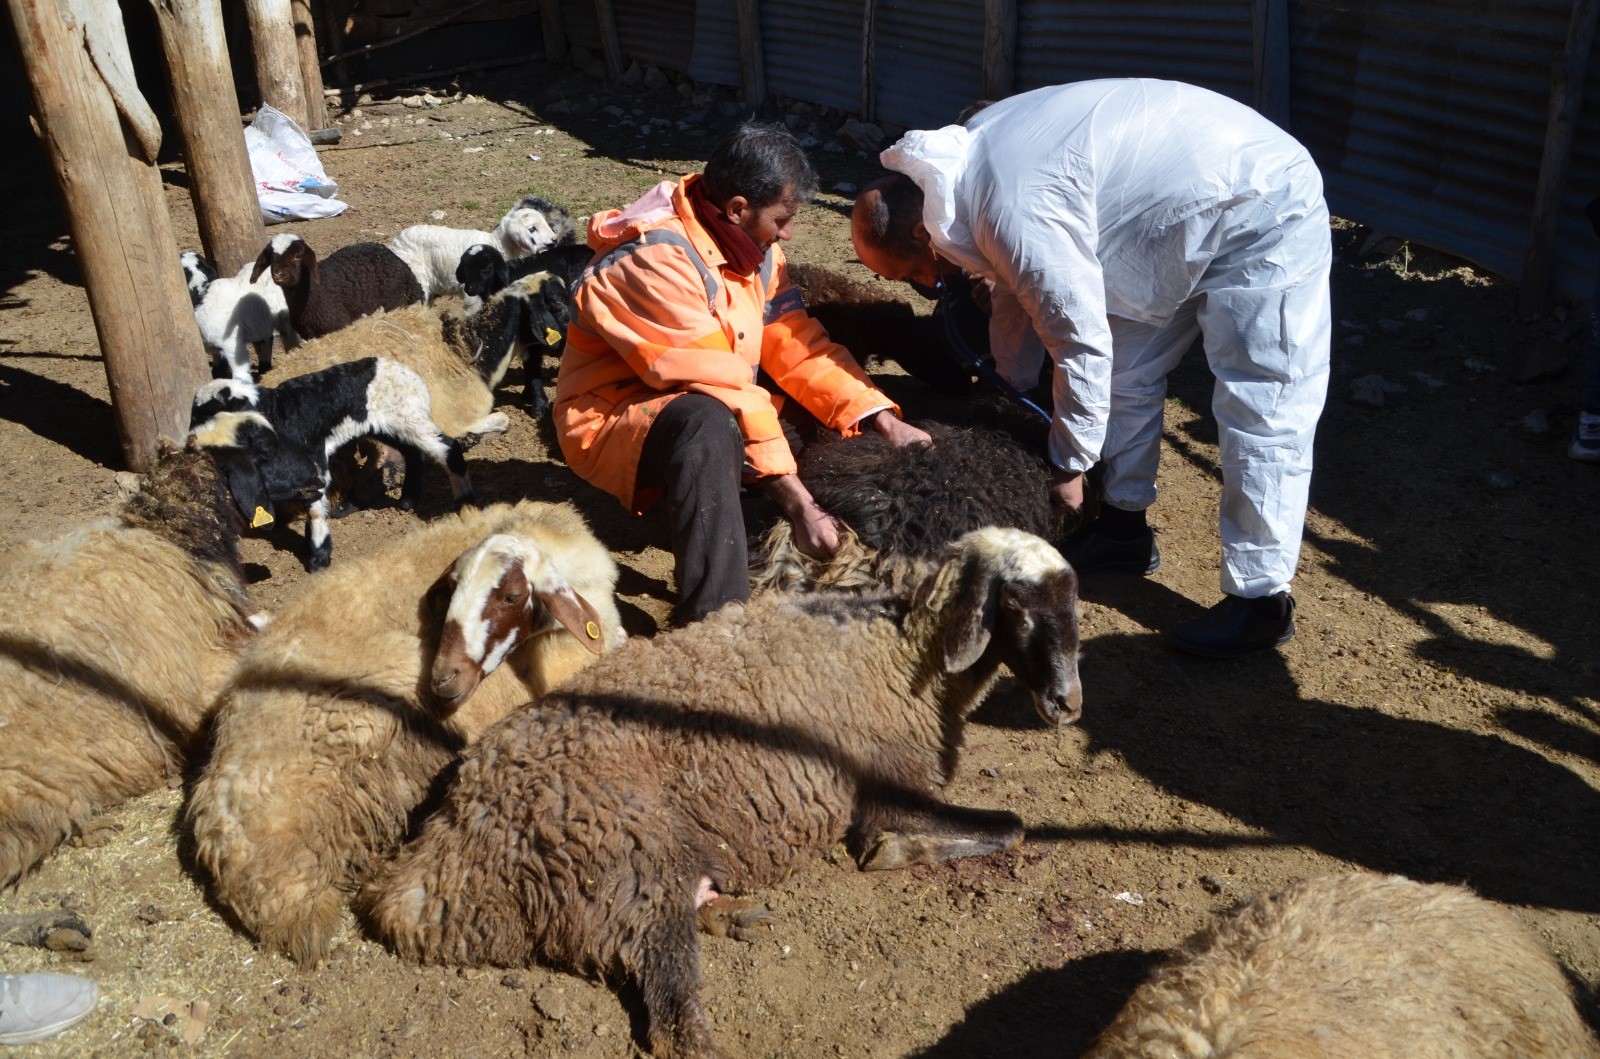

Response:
(249, 243), (274, 283)
(537, 584), (607, 654)
(424, 568), (455, 620)
(543, 279), (571, 324)
(942, 564), (999, 673)
(212, 446), (275, 528)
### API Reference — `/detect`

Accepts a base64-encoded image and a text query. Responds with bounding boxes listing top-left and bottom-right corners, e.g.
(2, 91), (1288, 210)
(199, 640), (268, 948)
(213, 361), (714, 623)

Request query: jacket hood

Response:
(587, 175), (693, 252)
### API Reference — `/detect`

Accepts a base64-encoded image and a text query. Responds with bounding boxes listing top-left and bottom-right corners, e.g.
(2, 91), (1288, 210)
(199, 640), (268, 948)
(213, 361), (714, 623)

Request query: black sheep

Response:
(252, 234), (423, 340)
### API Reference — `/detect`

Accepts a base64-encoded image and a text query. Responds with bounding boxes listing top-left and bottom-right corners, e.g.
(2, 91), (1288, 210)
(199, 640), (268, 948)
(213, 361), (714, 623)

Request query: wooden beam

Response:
(1520, 0), (1600, 317)
(147, 0), (266, 277)
(245, 0), (310, 130)
(1252, 0), (1289, 128)
(8, 0), (210, 470)
(981, 0), (1014, 102)
(592, 0), (623, 80)
(860, 0), (877, 120)
(732, 0), (763, 109)
(539, 0), (565, 63)
(291, 0), (326, 128)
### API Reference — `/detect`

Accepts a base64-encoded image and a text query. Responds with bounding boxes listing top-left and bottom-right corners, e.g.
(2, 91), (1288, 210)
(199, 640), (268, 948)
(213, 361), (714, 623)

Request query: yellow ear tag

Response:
(250, 506), (274, 528)
(584, 620), (601, 640)
(544, 327), (563, 346)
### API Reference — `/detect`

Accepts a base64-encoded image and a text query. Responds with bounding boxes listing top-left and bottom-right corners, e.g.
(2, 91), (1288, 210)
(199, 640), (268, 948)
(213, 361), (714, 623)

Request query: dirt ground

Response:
(3, 59), (1600, 1058)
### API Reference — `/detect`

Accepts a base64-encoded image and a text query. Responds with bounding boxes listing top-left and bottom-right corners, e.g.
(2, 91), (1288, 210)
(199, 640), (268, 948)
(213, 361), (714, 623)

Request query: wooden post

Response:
(8, 0), (210, 470)
(732, 0), (764, 109)
(860, 0), (877, 120)
(539, 0), (566, 63)
(245, 0), (309, 130)
(147, 0), (266, 276)
(981, 0), (1014, 102)
(592, 0), (624, 80)
(1519, 0), (1600, 317)
(1252, 0), (1290, 128)
(291, 0), (326, 129)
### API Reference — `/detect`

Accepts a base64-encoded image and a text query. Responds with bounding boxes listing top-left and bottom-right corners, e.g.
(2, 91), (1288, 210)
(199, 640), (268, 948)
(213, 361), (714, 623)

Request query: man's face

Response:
(850, 196), (945, 288)
(725, 187), (798, 249)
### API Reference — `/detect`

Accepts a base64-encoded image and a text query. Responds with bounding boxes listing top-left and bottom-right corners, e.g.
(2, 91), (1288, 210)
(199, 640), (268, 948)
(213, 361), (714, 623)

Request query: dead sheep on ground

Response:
(0, 436), (261, 887)
(1085, 872), (1600, 1059)
(363, 527), (1082, 1058)
(186, 501), (625, 965)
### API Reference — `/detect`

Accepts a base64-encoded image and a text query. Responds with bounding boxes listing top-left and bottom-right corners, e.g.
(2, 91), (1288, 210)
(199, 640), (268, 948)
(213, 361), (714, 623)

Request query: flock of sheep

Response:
(1, 195), (1595, 1058)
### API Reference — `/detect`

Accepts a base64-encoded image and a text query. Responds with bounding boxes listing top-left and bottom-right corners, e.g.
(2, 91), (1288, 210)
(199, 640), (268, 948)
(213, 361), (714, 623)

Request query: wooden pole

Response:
(592, 0), (624, 80)
(245, 0), (309, 130)
(1252, 0), (1290, 128)
(147, 0), (266, 276)
(732, 0), (763, 109)
(539, 0), (566, 64)
(291, 0), (325, 129)
(860, 0), (877, 120)
(1519, 0), (1600, 317)
(981, 0), (1014, 102)
(8, 0), (210, 471)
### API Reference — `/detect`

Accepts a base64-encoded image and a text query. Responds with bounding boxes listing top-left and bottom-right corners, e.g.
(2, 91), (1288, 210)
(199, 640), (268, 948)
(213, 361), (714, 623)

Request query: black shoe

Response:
(1164, 592), (1296, 659)
(1062, 520), (1160, 576)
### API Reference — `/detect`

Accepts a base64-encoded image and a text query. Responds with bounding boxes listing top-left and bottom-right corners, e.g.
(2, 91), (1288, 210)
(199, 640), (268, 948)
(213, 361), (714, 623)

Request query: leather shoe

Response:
(1062, 520), (1160, 576)
(1165, 592), (1296, 659)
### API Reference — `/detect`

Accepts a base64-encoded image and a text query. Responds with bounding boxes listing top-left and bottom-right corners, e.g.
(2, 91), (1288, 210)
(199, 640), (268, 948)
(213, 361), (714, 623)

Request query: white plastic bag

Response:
(244, 104), (348, 223)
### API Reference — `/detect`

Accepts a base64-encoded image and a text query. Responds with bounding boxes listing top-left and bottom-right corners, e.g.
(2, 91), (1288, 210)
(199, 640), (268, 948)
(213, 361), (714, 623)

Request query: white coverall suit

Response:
(882, 79), (1332, 598)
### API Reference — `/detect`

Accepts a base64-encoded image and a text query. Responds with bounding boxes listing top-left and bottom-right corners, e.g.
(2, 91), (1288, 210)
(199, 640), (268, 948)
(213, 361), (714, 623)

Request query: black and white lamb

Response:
(387, 206), (559, 301)
(182, 250), (299, 384)
(191, 358), (488, 570)
(252, 233), (424, 340)
(752, 423), (1062, 595)
(450, 251), (580, 415)
(363, 527), (1083, 1058)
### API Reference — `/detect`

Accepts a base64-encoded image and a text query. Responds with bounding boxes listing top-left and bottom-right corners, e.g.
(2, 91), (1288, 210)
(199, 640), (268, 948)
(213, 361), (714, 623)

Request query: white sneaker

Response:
(0, 973), (99, 1045)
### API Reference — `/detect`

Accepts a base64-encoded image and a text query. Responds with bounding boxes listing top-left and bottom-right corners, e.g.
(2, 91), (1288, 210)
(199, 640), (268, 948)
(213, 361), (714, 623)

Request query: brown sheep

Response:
(362, 527), (1083, 1058)
(1085, 872), (1600, 1059)
(186, 501), (624, 965)
(0, 438), (257, 887)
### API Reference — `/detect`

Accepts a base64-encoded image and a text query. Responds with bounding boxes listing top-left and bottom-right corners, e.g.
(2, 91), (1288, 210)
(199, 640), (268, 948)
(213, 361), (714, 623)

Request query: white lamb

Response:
(182, 250), (299, 385)
(387, 206), (558, 301)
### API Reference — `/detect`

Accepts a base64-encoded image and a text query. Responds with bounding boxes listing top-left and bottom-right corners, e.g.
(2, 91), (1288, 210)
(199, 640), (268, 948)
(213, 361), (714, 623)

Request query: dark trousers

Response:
(636, 392), (826, 625)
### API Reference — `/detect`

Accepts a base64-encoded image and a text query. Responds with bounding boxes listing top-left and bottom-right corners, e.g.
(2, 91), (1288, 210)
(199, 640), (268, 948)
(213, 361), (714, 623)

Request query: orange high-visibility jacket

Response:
(554, 175), (896, 513)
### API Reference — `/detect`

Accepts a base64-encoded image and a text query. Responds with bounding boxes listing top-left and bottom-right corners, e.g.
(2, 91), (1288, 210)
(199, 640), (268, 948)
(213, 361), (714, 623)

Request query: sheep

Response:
(186, 500), (624, 966)
(786, 262), (976, 394)
(513, 193), (585, 247)
(251, 233), (423, 340)
(752, 423), (1062, 595)
(190, 355), (488, 570)
(182, 250), (300, 384)
(1085, 872), (1600, 1058)
(450, 253), (578, 414)
(387, 206), (559, 301)
(189, 408), (326, 530)
(361, 527), (1083, 1059)
(0, 435), (259, 887)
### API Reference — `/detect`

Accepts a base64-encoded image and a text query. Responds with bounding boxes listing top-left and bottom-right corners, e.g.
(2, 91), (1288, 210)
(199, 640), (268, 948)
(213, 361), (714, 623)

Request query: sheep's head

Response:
(191, 378), (260, 428)
(251, 233), (317, 292)
(512, 272), (572, 354)
(916, 527), (1082, 725)
(190, 411), (323, 529)
(496, 207), (559, 256)
(456, 244), (509, 300)
(428, 533), (608, 710)
(179, 250), (217, 308)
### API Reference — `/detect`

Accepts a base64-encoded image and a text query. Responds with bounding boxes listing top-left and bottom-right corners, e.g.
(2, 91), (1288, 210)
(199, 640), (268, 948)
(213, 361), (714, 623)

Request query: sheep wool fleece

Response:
(556, 174), (896, 513)
(883, 78), (1333, 597)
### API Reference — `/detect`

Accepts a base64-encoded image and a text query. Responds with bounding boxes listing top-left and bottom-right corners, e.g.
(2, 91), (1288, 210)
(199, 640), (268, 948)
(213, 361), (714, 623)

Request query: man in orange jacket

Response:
(556, 122), (931, 624)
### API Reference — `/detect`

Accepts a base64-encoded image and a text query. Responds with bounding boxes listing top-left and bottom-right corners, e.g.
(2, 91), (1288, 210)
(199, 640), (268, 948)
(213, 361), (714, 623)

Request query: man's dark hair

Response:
(701, 121), (818, 209)
(856, 173), (926, 259)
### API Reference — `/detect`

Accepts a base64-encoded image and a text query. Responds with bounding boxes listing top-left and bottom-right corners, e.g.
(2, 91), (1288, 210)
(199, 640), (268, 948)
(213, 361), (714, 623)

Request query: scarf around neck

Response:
(687, 178), (768, 276)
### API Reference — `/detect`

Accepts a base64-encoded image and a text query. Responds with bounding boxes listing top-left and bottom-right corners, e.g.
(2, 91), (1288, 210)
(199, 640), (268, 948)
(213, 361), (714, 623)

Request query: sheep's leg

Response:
(849, 794), (1023, 872)
(523, 349), (550, 417)
(696, 896), (774, 942)
(393, 442), (425, 512)
(393, 417), (475, 509)
(306, 492), (333, 570)
(633, 910), (719, 1059)
(253, 336), (272, 375)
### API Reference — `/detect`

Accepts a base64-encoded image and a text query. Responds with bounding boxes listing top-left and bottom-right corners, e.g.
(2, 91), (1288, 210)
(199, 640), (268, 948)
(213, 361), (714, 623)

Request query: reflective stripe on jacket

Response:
(555, 174), (895, 513)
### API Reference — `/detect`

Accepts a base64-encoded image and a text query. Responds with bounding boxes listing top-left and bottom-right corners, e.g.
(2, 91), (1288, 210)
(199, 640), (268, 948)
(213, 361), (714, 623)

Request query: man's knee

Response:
(656, 394), (744, 471)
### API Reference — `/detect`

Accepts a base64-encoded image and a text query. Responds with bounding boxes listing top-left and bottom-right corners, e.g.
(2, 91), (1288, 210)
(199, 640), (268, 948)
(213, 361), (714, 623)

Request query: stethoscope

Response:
(925, 272), (1053, 425)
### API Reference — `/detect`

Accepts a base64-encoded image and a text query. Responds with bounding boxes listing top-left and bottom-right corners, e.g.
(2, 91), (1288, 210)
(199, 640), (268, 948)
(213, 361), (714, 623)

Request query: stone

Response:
(799, 134), (820, 148)
(643, 66), (669, 91)
(832, 182), (857, 195)
(1404, 308), (1429, 322)
(621, 61), (643, 86)
(837, 118), (886, 152)
(1463, 357), (1498, 373)
(400, 95), (424, 109)
(823, 140), (846, 154)
(1350, 373), (1404, 407)
(583, 59), (608, 81)
(1522, 409), (1550, 436)
(784, 113), (802, 130)
(602, 104), (626, 118)
(1377, 318), (1404, 335)
(1488, 472), (1517, 490)
(429, 209), (447, 220)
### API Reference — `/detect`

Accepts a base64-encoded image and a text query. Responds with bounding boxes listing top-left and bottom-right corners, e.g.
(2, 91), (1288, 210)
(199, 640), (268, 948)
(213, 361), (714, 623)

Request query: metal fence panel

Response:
(761, 0), (864, 113)
(871, 0), (986, 129)
(687, 0), (743, 86)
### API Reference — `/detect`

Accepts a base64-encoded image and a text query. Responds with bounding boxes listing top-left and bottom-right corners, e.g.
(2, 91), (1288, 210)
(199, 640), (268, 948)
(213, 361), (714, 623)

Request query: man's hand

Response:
(760, 473), (841, 560)
(871, 411), (933, 448)
(966, 273), (995, 315)
(1049, 466), (1085, 515)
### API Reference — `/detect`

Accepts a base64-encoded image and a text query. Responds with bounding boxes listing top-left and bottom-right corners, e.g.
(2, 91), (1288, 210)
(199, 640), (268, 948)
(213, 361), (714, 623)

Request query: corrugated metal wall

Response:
(1014, 1), (1255, 105)
(871, 0), (985, 129)
(760, 0), (862, 113)
(589, 0), (1600, 302)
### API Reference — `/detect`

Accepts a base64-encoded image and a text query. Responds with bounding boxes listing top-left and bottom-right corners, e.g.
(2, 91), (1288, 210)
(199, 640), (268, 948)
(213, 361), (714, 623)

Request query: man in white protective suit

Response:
(851, 78), (1332, 659)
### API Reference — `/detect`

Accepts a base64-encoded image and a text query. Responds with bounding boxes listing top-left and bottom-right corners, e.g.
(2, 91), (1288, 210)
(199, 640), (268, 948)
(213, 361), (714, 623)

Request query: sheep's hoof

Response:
(308, 545), (332, 571)
(697, 897), (774, 942)
(856, 824), (1022, 872)
(0, 909), (93, 953)
(396, 495), (417, 512)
